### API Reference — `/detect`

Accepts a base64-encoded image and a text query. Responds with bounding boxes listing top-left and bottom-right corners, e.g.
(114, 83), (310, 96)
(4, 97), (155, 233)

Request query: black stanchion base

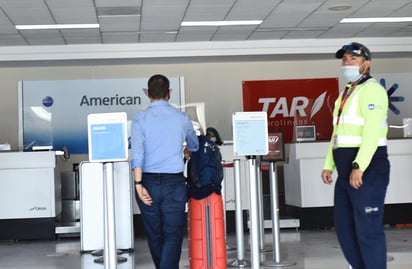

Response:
(91, 249), (123, 256)
(227, 258), (251, 267)
(93, 256), (128, 264)
(261, 260), (296, 267)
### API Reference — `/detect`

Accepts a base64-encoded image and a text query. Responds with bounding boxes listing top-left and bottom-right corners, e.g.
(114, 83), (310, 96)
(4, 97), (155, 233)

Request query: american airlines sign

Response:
(242, 78), (339, 143)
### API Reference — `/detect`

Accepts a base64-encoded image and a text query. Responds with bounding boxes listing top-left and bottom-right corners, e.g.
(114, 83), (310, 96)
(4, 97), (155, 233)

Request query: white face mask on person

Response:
(341, 65), (363, 82)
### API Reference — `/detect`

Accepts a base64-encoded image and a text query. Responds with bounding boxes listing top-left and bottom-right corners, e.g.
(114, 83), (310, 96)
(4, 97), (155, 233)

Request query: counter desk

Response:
(0, 151), (61, 240)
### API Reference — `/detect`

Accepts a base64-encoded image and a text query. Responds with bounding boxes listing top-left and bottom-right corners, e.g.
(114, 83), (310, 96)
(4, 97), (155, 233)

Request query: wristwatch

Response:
(351, 162), (360, 170)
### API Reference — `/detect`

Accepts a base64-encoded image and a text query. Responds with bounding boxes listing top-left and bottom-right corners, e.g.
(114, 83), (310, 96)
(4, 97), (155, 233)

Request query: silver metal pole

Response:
(261, 162), (295, 267)
(228, 159), (250, 267)
(248, 157), (260, 269)
(103, 162), (117, 269)
(222, 160), (236, 251)
(256, 162), (265, 251)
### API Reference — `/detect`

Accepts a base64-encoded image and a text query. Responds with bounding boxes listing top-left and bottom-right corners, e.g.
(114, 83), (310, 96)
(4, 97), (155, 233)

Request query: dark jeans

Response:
(333, 147), (390, 269)
(136, 173), (187, 269)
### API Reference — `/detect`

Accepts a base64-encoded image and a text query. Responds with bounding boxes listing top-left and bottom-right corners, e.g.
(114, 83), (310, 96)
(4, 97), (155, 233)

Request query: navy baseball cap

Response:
(335, 42), (371, 60)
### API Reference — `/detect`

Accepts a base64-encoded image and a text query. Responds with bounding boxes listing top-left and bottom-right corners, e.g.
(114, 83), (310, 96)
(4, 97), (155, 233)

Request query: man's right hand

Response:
(321, 169), (333, 185)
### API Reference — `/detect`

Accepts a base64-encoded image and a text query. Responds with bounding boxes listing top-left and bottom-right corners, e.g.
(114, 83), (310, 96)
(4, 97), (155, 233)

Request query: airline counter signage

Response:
(242, 78), (339, 143)
(19, 77), (183, 154)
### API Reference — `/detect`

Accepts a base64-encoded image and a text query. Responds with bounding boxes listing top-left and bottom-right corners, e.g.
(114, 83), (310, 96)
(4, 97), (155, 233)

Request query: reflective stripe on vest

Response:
(335, 135), (387, 146)
(333, 82), (368, 125)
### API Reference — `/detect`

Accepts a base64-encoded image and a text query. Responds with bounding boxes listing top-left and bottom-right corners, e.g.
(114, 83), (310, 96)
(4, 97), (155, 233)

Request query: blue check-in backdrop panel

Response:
(20, 78), (183, 154)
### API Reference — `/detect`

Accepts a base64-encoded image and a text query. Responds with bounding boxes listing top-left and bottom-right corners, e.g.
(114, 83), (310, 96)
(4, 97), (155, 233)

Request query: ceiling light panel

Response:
(16, 24), (99, 30)
(97, 6), (141, 16)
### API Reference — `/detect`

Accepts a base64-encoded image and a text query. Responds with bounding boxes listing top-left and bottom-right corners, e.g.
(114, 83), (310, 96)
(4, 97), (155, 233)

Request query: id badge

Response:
(332, 135), (338, 149)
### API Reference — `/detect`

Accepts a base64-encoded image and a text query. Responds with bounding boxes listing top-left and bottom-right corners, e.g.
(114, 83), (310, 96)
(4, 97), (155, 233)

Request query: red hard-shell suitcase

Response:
(188, 192), (227, 269)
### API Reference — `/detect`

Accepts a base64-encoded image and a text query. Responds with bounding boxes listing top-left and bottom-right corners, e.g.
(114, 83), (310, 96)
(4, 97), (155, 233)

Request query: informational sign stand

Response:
(87, 112), (129, 269)
(232, 111), (268, 269)
(260, 131), (296, 268)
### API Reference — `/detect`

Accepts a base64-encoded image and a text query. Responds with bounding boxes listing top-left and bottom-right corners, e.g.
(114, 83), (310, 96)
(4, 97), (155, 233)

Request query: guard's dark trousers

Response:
(333, 147), (390, 269)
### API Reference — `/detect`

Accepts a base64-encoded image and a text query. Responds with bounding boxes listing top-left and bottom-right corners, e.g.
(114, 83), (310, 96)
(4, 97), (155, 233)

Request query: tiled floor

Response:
(0, 227), (411, 269)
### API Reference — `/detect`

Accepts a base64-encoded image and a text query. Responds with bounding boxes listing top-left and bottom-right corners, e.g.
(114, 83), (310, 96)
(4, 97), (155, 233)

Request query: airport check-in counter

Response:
(0, 151), (61, 240)
(284, 139), (412, 228)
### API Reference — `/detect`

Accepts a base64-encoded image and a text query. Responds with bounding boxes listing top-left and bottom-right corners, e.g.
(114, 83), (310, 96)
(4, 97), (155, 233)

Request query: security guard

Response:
(321, 42), (390, 269)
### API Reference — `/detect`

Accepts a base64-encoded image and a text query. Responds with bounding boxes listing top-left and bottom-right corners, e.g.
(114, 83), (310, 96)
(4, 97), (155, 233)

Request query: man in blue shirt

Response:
(131, 74), (199, 269)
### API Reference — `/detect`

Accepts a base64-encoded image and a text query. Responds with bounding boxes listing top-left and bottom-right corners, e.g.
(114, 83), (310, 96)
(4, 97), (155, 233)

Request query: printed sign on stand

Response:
(87, 112), (128, 162)
(232, 111), (268, 156)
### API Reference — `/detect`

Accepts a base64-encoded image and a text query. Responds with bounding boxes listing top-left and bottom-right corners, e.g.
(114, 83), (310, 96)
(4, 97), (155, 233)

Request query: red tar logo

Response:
(242, 78), (339, 143)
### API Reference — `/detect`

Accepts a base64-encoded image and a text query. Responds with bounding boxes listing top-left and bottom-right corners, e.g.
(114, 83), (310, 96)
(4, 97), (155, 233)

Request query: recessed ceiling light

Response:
(16, 24), (100, 30)
(328, 5), (352, 11)
(181, 20), (262, 27)
(97, 6), (141, 17)
(340, 17), (412, 23)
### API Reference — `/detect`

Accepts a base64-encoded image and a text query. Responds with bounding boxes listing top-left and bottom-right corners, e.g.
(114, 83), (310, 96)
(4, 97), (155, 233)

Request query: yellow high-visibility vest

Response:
(323, 77), (388, 172)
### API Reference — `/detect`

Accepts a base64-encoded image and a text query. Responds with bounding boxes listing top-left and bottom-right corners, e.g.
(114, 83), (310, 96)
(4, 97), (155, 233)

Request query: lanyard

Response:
(336, 73), (371, 125)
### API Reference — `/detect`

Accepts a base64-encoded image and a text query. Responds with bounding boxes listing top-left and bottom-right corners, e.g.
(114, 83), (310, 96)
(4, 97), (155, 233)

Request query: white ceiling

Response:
(0, 0), (411, 46)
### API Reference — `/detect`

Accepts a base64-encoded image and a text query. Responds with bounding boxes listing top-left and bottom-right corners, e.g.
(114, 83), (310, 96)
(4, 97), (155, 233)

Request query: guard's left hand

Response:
(350, 169), (363, 189)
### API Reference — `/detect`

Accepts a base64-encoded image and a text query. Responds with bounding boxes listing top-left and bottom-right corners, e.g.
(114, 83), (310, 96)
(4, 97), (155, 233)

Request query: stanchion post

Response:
(256, 162), (265, 251)
(103, 162), (118, 269)
(228, 159), (250, 267)
(247, 156), (261, 269)
(222, 160), (236, 251)
(261, 162), (295, 267)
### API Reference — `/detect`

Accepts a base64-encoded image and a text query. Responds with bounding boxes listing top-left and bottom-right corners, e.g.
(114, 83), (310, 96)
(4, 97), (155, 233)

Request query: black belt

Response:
(143, 172), (183, 176)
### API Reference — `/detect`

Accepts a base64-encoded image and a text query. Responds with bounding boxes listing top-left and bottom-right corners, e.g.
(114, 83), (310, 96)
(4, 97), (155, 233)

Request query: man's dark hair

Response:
(147, 74), (170, 99)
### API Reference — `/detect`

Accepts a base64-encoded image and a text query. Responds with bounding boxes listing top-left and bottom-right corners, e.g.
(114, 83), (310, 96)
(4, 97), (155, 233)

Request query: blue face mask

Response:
(341, 65), (362, 82)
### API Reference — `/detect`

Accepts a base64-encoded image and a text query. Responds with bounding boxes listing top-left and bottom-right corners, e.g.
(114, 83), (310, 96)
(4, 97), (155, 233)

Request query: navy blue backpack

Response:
(186, 135), (224, 199)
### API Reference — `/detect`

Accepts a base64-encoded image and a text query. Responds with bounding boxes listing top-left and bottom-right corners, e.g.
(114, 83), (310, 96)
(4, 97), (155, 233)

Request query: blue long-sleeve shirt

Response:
(131, 100), (199, 173)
